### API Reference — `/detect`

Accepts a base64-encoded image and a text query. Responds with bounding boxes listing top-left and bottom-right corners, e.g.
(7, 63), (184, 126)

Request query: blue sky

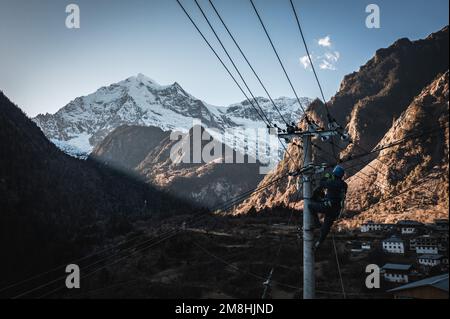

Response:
(0, 0), (448, 116)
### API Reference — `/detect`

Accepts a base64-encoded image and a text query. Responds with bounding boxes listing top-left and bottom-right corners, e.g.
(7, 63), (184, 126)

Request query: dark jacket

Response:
(314, 176), (348, 208)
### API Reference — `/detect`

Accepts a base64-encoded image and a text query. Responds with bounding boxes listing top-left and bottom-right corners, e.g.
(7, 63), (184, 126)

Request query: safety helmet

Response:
(332, 165), (345, 178)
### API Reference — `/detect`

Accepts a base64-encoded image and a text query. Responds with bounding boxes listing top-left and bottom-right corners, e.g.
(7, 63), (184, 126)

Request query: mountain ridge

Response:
(0, 91), (197, 285)
(234, 25), (449, 221)
(91, 124), (265, 208)
(33, 74), (312, 161)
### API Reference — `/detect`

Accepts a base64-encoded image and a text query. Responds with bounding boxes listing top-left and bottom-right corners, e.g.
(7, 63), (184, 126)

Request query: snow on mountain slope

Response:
(33, 74), (311, 162)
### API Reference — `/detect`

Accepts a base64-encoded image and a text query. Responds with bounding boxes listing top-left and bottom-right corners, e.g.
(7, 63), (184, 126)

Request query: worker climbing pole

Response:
(278, 122), (350, 299)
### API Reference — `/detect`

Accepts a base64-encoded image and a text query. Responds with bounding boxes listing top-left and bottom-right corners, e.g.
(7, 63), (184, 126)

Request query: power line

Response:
(331, 234), (346, 298)
(175, 0), (271, 127)
(261, 136), (304, 298)
(0, 231), (146, 294)
(177, 0), (305, 173)
(14, 172), (294, 298)
(68, 237), (299, 298)
(249, 0), (311, 125)
(289, 0), (327, 107)
(63, 164), (444, 300)
(311, 123), (448, 189)
(193, 0), (272, 127)
(193, 239), (387, 298)
(288, 0), (397, 173)
(38, 177), (296, 299)
(9, 164), (295, 297)
(316, 124), (448, 190)
(193, 240), (300, 291)
(191, 0), (302, 169)
(208, 0), (290, 126)
(311, 142), (389, 191)
(342, 124), (449, 164)
(288, 0), (390, 181)
(23, 145), (429, 299)
(181, 0), (312, 174)
(288, 0), (339, 160)
(359, 166), (444, 212)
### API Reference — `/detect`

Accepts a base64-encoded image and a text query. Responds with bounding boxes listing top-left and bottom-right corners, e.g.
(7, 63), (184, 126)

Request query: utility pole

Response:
(302, 126), (314, 299)
(278, 122), (349, 299)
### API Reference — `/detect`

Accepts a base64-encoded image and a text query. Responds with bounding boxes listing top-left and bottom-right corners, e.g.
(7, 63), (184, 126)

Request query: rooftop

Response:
(416, 234), (440, 239)
(418, 254), (444, 260)
(382, 263), (412, 271)
(397, 220), (424, 226)
(383, 236), (404, 243)
(388, 274), (449, 293)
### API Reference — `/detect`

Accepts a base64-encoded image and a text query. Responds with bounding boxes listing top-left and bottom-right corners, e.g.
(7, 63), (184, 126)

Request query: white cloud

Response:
(299, 50), (340, 71)
(299, 54), (312, 69)
(319, 60), (336, 70)
(324, 51), (340, 62)
(318, 35), (332, 47)
(319, 51), (340, 71)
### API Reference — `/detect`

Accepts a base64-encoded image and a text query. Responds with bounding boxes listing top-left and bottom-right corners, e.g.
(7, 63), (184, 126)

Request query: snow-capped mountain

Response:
(33, 74), (311, 161)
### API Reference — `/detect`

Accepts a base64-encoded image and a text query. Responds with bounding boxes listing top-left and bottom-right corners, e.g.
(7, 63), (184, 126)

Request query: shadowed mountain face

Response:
(0, 92), (196, 285)
(91, 125), (264, 209)
(92, 125), (171, 171)
(235, 26), (449, 222)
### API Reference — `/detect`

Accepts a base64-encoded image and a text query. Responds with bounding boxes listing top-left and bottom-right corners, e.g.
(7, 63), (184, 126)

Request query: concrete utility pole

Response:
(302, 126), (315, 299)
(278, 122), (348, 299)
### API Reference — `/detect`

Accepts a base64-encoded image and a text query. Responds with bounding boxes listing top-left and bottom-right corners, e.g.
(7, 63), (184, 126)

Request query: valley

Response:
(0, 23), (448, 300)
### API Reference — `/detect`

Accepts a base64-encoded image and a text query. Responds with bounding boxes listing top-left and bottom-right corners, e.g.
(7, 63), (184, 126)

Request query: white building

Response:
(382, 236), (405, 254)
(382, 264), (412, 283)
(402, 227), (416, 235)
(360, 221), (383, 233)
(410, 235), (433, 251)
(418, 254), (444, 267)
(411, 235), (444, 254)
(416, 245), (439, 255)
(396, 220), (424, 235)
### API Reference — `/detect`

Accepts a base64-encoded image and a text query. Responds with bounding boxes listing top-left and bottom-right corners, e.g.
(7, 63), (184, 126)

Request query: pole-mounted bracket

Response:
(277, 123), (351, 144)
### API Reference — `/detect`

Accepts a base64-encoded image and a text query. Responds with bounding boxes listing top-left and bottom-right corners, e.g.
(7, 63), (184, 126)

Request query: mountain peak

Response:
(32, 73), (310, 161)
(135, 73), (156, 83)
(120, 73), (162, 88)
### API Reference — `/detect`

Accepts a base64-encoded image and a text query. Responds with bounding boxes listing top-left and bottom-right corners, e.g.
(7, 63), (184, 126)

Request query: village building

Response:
(360, 221), (394, 233)
(417, 254), (444, 267)
(382, 263), (412, 283)
(349, 241), (364, 253)
(388, 273), (449, 299)
(382, 236), (405, 254)
(410, 234), (443, 253)
(416, 242), (440, 255)
(433, 219), (449, 232)
(360, 221), (383, 233)
(396, 220), (424, 235)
